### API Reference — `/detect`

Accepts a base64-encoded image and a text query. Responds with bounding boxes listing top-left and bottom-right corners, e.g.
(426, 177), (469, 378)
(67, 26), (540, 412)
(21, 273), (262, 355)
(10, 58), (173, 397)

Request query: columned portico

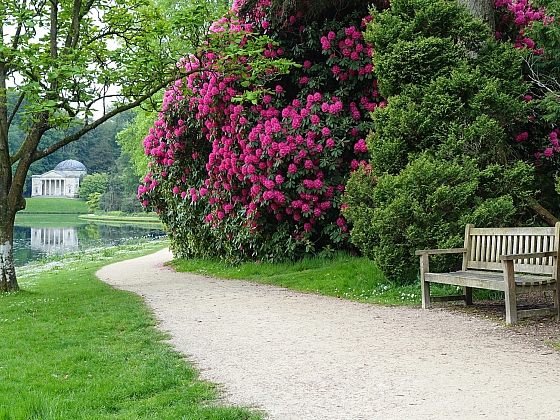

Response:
(31, 160), (87, 198)
(38, 179), (66, 196)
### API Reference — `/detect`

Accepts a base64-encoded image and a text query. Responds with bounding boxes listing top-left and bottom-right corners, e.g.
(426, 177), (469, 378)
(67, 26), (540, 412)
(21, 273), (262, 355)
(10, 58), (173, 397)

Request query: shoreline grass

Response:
(78, 214), (162, 226)
(15, 213), (88, 228)
(0, 240), (263, 420)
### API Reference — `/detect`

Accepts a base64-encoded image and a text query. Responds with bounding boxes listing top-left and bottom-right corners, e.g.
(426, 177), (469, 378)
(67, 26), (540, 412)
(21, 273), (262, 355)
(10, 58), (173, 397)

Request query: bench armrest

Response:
(415, 248), (467, 256)
(499, 251), (557, 261)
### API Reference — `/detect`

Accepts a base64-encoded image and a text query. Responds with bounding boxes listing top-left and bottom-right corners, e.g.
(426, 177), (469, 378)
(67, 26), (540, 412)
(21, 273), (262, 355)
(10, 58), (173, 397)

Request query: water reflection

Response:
(13, 222), (166, 266)
(31, 227), (80, 254)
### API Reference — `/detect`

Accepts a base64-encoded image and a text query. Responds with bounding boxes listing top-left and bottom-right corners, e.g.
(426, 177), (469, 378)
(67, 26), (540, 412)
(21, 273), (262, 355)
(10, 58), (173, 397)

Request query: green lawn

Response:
(172, 252), (424, 305)
(21, 197), (89, 214)
(0, 241), (263, 420)
(14, 214), (88, 228)
(171, 253), (519, 308)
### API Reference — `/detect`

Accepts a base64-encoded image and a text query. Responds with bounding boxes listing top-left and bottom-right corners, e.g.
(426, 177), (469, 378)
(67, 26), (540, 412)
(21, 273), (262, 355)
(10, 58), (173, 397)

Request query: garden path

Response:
(97, 248), (560, 420)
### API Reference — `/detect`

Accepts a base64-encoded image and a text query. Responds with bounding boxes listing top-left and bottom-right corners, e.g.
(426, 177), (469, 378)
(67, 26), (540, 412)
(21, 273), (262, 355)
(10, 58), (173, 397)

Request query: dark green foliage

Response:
(345, 0), (536, 283)
(367, 0), (529, 176)
(345, 156), (534, 282)
(373, 37), (461, 98)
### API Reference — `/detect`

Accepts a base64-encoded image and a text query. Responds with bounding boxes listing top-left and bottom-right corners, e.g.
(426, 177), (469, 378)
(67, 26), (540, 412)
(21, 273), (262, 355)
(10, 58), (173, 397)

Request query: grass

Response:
(79, 214), (162, 226)
(174, 252), (440, 305)
(172, 252), (509, 307)
(15, 214), (88, 228)
(0, 241), (263, 420)
(20, 197), (89, 214)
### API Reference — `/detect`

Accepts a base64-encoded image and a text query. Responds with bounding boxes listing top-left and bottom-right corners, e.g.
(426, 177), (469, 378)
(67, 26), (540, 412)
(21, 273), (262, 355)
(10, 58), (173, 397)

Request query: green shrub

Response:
(78, 173), (109, 199)
(86, 192), (102, 213)
(344, 0), (540, 283)
(344, 155), (534, 283)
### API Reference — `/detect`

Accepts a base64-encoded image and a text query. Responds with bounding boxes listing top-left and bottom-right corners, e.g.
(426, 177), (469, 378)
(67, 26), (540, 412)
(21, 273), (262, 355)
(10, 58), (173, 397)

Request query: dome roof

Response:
(54, 159), (87, 172)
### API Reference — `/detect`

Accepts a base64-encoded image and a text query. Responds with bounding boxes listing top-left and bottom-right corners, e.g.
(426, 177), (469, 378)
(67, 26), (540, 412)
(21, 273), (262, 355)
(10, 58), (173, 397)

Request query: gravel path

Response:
(97, 248), (560, 420)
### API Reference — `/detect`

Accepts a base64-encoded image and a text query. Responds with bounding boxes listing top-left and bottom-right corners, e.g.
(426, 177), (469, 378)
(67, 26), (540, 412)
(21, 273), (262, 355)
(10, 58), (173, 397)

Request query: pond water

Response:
(13, 215), (166, 267)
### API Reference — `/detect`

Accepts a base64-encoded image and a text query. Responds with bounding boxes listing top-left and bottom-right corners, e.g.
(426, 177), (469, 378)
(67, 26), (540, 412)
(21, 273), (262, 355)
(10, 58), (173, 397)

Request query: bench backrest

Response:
(463, 223), (560, 275)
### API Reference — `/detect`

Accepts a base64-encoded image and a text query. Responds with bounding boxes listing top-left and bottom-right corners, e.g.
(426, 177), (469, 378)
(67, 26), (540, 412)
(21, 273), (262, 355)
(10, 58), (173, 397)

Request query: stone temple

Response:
(31, 159), (87, 198)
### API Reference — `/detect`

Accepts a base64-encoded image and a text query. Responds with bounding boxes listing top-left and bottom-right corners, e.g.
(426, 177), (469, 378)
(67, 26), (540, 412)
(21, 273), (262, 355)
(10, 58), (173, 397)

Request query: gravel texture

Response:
(97, 248), (560, 420)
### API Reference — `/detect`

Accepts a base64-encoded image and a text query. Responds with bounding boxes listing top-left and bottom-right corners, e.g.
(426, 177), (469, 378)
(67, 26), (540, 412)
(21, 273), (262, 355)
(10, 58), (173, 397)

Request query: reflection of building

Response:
(30, 227), (80, 254)
(31, 160), (87, 198)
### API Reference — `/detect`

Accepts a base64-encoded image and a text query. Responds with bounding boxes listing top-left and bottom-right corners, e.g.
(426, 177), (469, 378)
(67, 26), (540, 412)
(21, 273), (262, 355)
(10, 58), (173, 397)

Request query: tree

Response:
(115, 0), (233, 179)
(116, 106), (160, 178)
(459, 0), (495, 32)
(0, 0), (211, 292)
(78, 173), (109, 199)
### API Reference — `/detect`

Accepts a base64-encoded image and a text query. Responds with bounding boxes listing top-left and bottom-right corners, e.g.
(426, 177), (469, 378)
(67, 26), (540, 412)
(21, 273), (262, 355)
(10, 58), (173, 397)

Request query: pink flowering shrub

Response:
(494, 0), (560, 173)
(494, 0), (552, 54)
(139, 0), (385, 261)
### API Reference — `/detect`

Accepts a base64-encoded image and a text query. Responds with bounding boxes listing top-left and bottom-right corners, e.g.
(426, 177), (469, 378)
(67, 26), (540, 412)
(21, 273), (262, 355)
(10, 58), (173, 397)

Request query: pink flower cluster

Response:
(534, 130), (560, 162)
(494, 0), (554, 54)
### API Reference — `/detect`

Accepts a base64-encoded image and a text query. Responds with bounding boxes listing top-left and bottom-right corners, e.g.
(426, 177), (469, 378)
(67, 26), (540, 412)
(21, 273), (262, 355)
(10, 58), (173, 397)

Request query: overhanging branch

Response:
(31, 76), (178, 162)
(7, 93), (25, 127)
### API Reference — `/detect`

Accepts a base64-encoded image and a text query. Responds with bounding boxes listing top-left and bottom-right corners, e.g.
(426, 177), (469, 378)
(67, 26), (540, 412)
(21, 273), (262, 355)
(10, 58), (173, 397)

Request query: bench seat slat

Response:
(466, 260), (554, 275)
(425, 270), (556, 289)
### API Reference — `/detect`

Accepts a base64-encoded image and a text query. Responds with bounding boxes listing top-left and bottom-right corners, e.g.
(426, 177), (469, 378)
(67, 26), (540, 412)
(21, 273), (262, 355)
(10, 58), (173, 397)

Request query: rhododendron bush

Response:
(495, 0), (560, 174)
(139, 0), (385, 261)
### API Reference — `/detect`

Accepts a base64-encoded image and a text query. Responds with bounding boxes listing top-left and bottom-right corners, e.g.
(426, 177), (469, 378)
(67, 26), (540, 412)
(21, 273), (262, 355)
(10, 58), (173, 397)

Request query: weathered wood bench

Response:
(415, 223), (560, 325)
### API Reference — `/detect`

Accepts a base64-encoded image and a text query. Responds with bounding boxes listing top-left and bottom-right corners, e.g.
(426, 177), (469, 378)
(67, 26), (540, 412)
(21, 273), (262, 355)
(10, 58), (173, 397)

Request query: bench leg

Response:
(421, 280), (431, 309)
(502, 260), (518, 325)
(464, 286), (473, 305)
(554, 283), (560, 322)
(420, 254), (431, 309)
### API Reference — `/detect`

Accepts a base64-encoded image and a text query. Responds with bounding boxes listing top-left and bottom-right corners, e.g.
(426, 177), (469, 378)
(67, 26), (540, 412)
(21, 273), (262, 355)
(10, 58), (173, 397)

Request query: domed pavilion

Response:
(31, 159), (87, 198)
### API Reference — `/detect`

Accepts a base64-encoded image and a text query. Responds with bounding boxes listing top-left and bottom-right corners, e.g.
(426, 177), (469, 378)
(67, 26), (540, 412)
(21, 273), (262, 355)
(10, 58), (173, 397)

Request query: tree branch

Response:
(526, 197), (559, 226)
(50, 0), (59, 60)
(10, 2), (25, 52)
(31, 76), (178, 161)
(10, 113), (50, 165)
(7, 93), (25, 127)
(524, 56), (560, 94)
(64, 0), (82, 50)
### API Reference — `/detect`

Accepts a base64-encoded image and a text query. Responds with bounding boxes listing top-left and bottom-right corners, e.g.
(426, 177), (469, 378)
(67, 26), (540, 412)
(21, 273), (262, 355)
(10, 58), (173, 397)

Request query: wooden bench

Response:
(415, 223), (560, 325)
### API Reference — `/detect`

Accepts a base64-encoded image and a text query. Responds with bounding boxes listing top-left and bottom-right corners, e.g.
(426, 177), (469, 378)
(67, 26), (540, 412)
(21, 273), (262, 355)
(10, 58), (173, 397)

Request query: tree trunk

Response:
(526, 197), (559, 227)
(0, 198), (20, 292)
(458, 0), (495, 33)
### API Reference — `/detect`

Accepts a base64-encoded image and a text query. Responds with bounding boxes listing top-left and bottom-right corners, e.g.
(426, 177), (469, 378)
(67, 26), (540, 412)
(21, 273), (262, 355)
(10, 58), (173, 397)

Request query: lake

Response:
(13, 214), (166, 267)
